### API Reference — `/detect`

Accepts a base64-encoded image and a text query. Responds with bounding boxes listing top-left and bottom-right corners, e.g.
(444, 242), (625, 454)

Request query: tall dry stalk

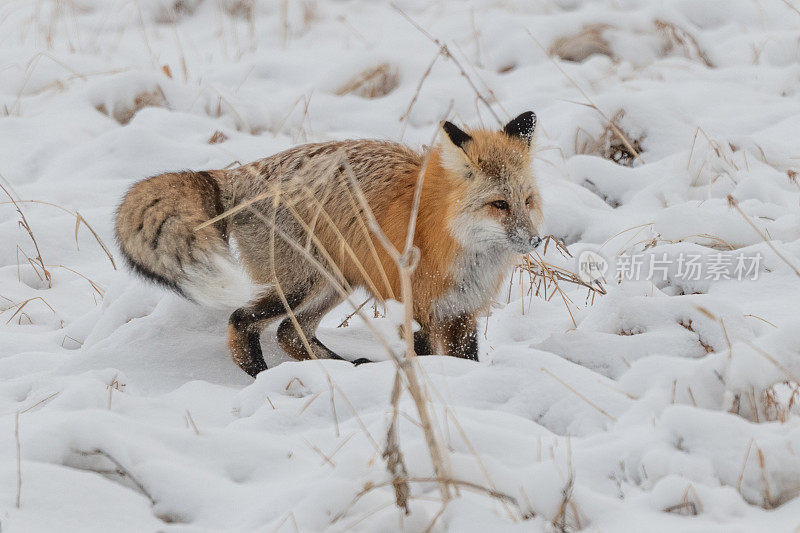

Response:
(343, 149), (454, 504)
(391, 3), (503, 127)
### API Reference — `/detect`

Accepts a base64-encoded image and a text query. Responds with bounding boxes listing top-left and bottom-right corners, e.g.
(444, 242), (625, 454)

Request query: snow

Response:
(2, 0), (800, 531)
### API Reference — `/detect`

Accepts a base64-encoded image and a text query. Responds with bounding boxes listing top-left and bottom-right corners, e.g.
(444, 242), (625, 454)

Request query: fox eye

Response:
(490, 200), (510, 211)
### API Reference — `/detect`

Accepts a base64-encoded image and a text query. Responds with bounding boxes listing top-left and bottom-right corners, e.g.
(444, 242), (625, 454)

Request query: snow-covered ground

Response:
(2, 0), (800, 530)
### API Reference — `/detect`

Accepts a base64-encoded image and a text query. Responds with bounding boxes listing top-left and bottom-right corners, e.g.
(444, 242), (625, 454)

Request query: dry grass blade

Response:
(575, 109), (643, 167)
(0, 199), (117, 270)
(185, 410), (200, 435)
(520, 251), (607, 296)
(527, 29), (645, 165)
(737, 438), (755, 492)
(75, 212), (117, 270)
(438, 403), (517, 521)
(552, 473), (575, 532)
(272, 511), (299, 533)
(384, 370), (411, 514)
(778, 0), (800, 16)
(337, 297), (372, 327)
(536, 253), (580, 328)
(342, 156), (453, 503)
(655, 19), (713, 68)
(1, 183), (51, 287)
(10, 52), (88, 116)
(756, 445), (775, 508)
(266, 186), (326, 363)
(47, 264), (105, 298)
(541, 367), (616, 422)
(298, 188), (385, 300)
(339, 476), (518, 518)
(549, 24), (614, 63)
(336, 63), (399, 99)
(742, 340), (800, 383)
(399, 47), (443, 138)
(3, 296), (57, 325)
(390, 3), (502, 126)
(19, 391), (60, 414)
(727, 195), (800, 279)
(0, 170), (20, 200)
(76, 448), (155, 505)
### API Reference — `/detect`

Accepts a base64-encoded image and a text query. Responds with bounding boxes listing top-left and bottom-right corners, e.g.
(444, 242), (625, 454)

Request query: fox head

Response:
(439, 111), (544, 255)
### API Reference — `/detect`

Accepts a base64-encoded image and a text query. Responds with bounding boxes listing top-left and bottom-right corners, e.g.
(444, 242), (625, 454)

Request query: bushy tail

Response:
(115, 170), (255, 308)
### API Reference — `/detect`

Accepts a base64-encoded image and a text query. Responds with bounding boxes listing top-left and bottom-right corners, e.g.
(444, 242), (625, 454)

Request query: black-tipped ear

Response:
(442, 121), (472, 151)
(503, 111), (536, 147)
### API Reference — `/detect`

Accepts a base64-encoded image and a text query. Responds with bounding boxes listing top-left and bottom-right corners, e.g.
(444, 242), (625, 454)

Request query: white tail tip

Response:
(180, 255), (259, 309)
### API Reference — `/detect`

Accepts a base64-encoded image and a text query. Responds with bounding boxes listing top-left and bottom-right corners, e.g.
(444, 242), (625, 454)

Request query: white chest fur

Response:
(433, 246), (515, 319)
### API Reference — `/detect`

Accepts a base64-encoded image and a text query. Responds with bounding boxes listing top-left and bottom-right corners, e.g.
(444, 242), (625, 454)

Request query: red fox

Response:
(115, 112), (544, 376)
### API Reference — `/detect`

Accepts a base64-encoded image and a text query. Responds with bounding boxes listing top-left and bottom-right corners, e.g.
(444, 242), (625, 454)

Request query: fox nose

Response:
(530, 235), (542, 249)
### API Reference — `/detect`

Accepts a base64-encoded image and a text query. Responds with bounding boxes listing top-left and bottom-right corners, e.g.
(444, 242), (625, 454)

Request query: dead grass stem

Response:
(391, 3), (503, 127)
(76, 448), (154, 505)
(1, 183), (51, 287)
(527, 30), (644, 165)
(0, 198), (116, 270)
(336, 63), (399, 99)
(541, 367), (616, 422)
(727, 195), (800, 279)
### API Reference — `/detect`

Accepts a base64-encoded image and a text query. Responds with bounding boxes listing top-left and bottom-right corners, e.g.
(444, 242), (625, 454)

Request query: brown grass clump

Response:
(154, 0), (198, 24)
(208, 131), (228, 144)
(655, 20), (713, 68)
(224, 0), (255, 19)
(576, 110), (643, 167)
(762, 382), (799, 423)
(335, 63), (399, 99)
(0, 183), (51, 288)
(514, 237), (606, 329)
(96, 88), (167, 125)
(549, 24), (615, 63)
(678, 319), (714, 354)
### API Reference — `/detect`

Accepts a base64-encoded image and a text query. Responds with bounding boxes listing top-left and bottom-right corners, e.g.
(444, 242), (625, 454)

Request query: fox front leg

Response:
(439, 314), (479, 361)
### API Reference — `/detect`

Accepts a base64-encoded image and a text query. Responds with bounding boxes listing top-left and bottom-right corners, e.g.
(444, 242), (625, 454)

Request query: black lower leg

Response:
(277, 318), (372, 365)
(228, 290), (307, 377)
(237, 329), (267, 377)
(414, 326), (435, 356)
(441, 314), (479, 361)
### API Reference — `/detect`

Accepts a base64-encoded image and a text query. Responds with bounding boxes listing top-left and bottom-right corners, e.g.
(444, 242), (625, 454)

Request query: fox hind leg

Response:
(414, 322), (436, 356)
(228, 289), (307, 377)
(276, 288), (372, 365)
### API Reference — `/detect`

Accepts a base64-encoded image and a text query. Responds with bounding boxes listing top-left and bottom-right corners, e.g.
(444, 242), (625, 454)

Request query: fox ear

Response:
(503, 111), (536, 147)
(441, 121), (472, 152)
(440, 121), (472, 174)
